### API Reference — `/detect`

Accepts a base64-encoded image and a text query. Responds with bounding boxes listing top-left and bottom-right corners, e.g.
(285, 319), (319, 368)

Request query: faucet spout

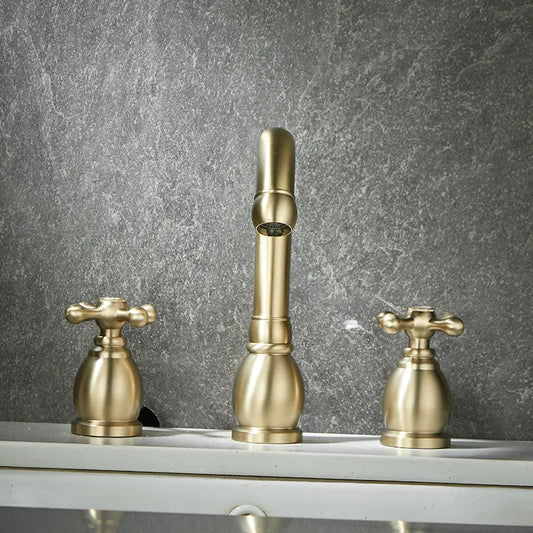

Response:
(232, 128), (304, 444)
(250, 129), (296, 350)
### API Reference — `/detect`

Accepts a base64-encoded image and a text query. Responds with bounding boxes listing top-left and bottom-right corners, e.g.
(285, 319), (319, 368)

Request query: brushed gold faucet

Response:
(66, 297), (156, 437)
(378, 306), (464, 449)
(232, 128), (304, 444)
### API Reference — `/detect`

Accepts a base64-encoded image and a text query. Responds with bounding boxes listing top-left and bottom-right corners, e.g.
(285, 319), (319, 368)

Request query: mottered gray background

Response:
(1, 0), (531, 439)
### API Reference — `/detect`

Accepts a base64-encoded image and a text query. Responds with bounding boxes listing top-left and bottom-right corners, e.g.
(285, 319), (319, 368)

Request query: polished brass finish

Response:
(80, 509), (124, 532)
(66, 297), (157, 437)
(378, 306), (464, 449)
(232, 128), (304, 444)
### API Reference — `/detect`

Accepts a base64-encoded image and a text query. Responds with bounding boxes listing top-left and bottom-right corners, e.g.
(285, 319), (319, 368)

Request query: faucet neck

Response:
(248, 128), (297, 354)
(248, 233), (293, 353)
(252, 233), (291, 319)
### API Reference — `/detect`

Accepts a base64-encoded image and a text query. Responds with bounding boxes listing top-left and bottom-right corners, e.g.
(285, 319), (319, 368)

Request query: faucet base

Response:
(71, 419), (142, 438)
(381, 430), (450, 449)
(232, 426), (302, 444)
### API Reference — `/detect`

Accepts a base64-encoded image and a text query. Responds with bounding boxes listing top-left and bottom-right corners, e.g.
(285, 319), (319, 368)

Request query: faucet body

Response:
(66, 297), (156, 437)
(378, 307), (464, 449)
(232, 128), (304, 444)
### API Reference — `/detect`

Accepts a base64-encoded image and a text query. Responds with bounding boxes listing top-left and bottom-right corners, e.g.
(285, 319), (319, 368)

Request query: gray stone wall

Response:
(1, 0), (531, 440)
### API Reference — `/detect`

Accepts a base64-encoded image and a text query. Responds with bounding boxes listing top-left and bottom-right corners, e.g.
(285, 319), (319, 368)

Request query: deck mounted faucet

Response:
(232, 128), (304, 444)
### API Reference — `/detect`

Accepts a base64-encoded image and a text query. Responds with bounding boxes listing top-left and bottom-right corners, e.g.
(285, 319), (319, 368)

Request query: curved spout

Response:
(252, 128), (297, 236)
(250, 129), (296, 347)
(232, 128), (304, 444)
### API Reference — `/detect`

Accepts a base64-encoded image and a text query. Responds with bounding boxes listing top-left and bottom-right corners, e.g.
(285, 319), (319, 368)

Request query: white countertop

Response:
(1, 422), (532, 487)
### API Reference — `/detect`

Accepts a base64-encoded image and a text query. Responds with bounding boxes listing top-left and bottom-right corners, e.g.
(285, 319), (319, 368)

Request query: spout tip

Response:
(259, 127), (295, 145)
(252, 190), (297, 234)
(257, 128), (295, 196)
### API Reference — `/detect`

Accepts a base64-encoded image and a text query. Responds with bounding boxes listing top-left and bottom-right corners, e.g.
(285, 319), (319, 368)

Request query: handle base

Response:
(232, 426), (302, 444)
(71, 418), (142, 438)
(381, 430), (450, 449)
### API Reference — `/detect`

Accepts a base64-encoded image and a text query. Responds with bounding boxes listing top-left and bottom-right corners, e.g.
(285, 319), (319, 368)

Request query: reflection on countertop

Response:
(0, 507), (530, 533)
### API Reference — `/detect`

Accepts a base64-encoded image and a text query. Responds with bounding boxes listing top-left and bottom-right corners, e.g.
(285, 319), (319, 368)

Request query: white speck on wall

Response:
(518, 387), (532, 405)
(343, 319), (364, 332)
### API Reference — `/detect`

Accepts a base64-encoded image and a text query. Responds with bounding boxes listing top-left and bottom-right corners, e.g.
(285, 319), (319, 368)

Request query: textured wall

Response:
(1, 0), (531, 440)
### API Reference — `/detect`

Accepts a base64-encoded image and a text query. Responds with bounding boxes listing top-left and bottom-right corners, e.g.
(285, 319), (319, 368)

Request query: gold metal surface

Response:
(232, 128), (304, 444)
(79, 509), (124, 533)
(236, 515), (287, 533)
(66, 297), (157, 437)
(378, 306), (464, 449)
